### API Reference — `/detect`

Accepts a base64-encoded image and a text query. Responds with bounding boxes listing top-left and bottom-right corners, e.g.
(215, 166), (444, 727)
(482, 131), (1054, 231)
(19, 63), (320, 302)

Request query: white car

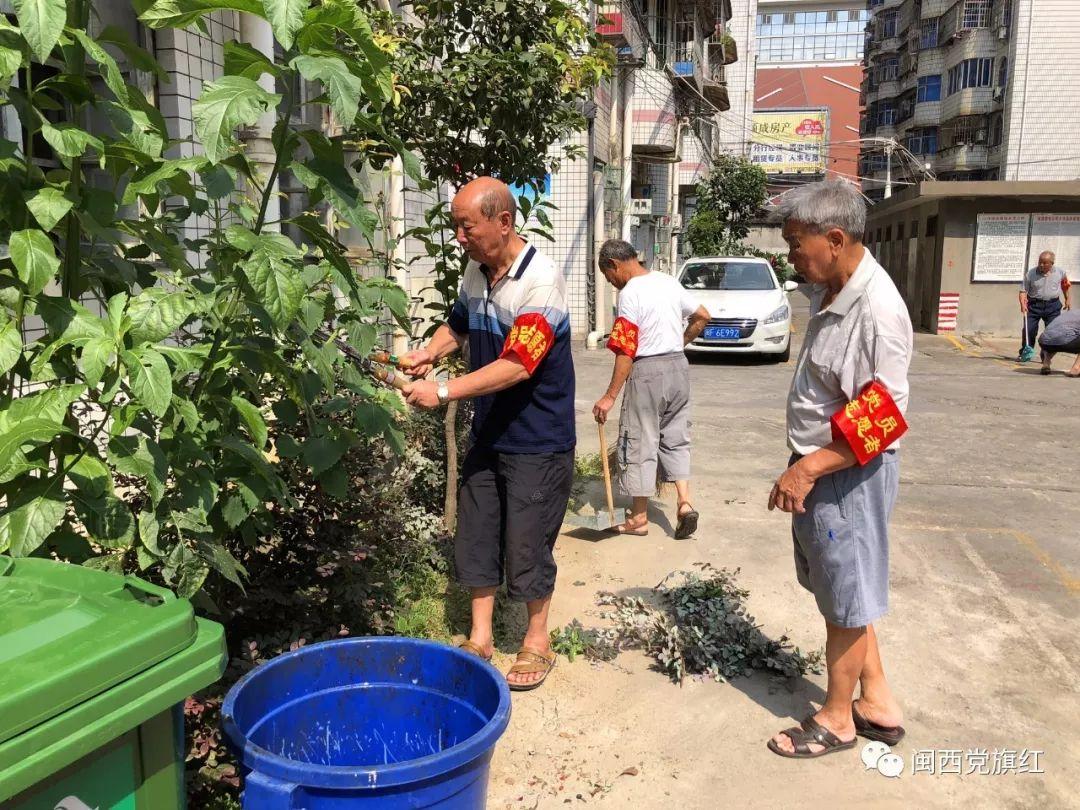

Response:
(679, 256), (798, 361)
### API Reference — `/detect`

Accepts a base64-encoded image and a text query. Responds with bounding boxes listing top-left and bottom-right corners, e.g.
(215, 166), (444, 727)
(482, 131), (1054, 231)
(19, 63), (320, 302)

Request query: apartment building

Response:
(860, 0), (1080, 201)
(538, 0), (744, 336)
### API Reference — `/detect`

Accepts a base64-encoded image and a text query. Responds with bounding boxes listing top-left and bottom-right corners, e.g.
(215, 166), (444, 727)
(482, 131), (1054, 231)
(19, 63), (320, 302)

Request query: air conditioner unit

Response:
(997, 25), (1008, 40)
(671, 214), (683, 231)
(630, 198), (653, 216)
(993, 86), (1004, 101)
(975, 128), (988, 144)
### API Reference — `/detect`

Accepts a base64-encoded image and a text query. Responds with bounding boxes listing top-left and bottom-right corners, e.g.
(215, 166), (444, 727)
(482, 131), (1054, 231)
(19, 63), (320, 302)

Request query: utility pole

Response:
(884, 139), (894, 199)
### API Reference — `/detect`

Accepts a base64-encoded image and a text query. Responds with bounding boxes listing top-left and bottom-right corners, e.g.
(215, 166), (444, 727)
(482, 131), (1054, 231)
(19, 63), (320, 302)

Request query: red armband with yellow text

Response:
(1063, 275), (1072, 292)
(500, 312), (554, 374)
(830, 381), (908, 465)
(606, 316), (639, 358)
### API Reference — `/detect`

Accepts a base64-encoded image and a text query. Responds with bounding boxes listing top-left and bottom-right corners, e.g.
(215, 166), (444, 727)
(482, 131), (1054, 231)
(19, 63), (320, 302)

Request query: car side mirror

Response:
(783, 280), (799, 292)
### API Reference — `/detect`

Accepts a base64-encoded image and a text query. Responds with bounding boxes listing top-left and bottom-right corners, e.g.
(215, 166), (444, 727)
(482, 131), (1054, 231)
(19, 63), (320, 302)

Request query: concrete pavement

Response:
(483, 294), (1079, 809)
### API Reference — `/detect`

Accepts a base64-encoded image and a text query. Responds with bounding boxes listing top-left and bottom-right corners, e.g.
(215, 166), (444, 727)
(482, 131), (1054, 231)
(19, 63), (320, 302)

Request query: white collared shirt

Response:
(787, 248), (913, 455)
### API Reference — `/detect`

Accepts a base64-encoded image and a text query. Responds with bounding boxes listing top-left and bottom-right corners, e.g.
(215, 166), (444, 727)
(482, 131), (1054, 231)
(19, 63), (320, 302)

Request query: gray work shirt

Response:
(787, 248), (914, 455)
(1021, 266), (1067, 300)
(1039, 309), (1080, 347)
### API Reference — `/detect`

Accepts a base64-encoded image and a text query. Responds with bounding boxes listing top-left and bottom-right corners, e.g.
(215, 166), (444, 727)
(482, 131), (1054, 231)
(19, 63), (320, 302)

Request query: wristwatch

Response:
(436, 382), (450, 405)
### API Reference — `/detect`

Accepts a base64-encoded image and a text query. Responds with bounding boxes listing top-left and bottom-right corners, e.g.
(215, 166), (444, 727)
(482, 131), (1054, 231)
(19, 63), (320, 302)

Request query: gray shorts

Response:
(791, 450), (899, 628)
(617, 352), (691, 497)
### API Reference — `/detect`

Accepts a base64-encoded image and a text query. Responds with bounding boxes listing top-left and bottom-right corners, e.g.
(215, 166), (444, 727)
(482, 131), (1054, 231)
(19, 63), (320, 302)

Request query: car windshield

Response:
(679, 262), (776, 291)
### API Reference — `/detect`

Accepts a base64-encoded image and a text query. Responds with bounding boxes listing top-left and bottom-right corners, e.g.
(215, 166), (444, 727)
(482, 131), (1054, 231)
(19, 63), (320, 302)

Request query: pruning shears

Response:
(312, 328), (412, 392)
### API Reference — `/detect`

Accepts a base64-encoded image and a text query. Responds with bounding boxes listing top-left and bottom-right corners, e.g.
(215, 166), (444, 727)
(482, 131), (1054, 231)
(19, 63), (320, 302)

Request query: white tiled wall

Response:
(1003, 0), (1080, 180)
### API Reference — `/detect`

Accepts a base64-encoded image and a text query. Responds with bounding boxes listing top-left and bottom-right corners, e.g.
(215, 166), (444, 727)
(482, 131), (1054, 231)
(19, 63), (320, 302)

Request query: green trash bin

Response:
(0, 556), (226, 808)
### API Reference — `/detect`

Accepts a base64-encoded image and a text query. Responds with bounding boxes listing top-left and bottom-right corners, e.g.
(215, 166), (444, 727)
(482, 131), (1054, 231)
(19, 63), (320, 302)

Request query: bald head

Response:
(451, 176), (522, 266)
(454, 177), (517, 221)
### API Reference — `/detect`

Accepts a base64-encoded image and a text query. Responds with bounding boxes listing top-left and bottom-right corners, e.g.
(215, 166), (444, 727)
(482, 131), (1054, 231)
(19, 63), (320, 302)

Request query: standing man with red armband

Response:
(401, 177), (574, 692)
(765, 180), (913, 760)
(591, 240), (711, 538)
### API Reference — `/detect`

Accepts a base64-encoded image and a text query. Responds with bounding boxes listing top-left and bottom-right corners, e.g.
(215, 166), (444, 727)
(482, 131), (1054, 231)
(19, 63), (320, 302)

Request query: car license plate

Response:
(703, 326), (740, 340)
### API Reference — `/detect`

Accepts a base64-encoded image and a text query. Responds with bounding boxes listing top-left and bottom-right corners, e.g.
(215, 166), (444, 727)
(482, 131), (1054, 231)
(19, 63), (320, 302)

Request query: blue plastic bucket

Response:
(222, 637), (512, 808)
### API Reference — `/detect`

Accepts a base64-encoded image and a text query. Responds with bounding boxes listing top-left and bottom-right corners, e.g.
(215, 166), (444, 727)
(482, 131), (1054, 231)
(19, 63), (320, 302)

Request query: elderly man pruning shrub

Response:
(766, 179), (912, 759)
(401, 176), (574, 691)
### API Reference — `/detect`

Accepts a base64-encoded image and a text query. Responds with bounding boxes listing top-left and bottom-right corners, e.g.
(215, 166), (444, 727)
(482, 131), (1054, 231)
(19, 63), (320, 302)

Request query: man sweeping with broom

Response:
(592, 240), (710, 538)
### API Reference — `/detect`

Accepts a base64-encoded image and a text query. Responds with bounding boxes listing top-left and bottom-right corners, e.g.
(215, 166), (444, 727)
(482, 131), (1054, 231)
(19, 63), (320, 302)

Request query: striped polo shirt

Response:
(447, 243), (576, 454)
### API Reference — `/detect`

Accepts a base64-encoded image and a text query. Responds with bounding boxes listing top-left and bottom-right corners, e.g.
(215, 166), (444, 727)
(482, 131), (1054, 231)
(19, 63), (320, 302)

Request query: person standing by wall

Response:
(1019, 251), (1071, 362)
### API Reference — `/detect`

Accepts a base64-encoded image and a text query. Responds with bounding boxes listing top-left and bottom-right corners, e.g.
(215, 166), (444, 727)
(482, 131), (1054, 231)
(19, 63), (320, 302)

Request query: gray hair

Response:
(1039, 250), (1056, 262)
(598, 239), (637, 270)
(776, 179), (866, 240)
(478, 185), (517, 220)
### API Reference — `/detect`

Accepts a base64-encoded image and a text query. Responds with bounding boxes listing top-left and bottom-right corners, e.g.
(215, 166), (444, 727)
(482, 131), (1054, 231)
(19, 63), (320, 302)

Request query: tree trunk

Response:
(443, 399), (459, 534)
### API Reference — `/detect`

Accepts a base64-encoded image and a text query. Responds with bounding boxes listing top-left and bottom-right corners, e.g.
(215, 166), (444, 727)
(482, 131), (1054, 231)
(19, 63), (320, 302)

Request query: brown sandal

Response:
(675, 503), (699, 539)
(458, 640), (492, 662)
(852, 701), (906, 745)
(506, 646), (556, 692)
(766, 716), (857, 759)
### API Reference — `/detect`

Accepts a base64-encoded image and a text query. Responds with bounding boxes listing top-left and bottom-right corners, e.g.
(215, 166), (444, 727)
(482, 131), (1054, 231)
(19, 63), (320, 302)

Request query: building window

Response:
(651, 0), (669, 65)
(878, 103), (897, 126)
(920, 18), (939, 49)
(917, 75), (942, 102)
(879, 57), (900, 82)
(755, 6), (869, 63)
(942, 115), (989, 147)
(881, 11), (899, 39)
(947, 58), (993, 95)
(989, 113), (1004, 147)
(960, 0), (992, 29)
(907, 127), (939, 155)
(998, 56), (1008, 88)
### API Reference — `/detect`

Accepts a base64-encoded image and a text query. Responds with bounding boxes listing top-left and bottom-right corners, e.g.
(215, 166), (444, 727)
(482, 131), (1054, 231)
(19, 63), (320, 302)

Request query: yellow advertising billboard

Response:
(749, 110), (829, 175)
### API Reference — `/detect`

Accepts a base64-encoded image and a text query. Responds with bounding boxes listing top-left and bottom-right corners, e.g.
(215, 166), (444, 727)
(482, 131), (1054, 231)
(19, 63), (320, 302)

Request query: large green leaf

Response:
(0, 418), (69, 482)
(231, 395), (268, 449)
(192, 76), (280, 164)
(138, 0), (264, 29)
(35, 297), (110, 344)
(123, 156), (206, 205)
(72, 490), (135, 549)
(0, 44), (22, 83)
(80, 337), (114, 387)
(198, 539), (247, 588)
(41, 122), (105, 162)
(302, 433), (350, 476)
(223, 40), (280, 81)
(0, 480), (66, 556)
(71, 30), (129, 105)
(68, 454), (112, 499)
(127, 289), (193, 344)
(0, 384), (85, 430)
(164, 542), (208, 598)
(157, 344), (210, 375)
(241, 247), (304, 329)
(290, 54), (363, 126)
(125, 347), (172, 417)
(9, 229), (59, 295)
(108, 434), (167, 504)
(24, 187), (73, 232)
(101, 103), (164, 159)
(264, 0), (307, 50)
(0, 319), (22, 376)
(13, 0), (65, 62)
